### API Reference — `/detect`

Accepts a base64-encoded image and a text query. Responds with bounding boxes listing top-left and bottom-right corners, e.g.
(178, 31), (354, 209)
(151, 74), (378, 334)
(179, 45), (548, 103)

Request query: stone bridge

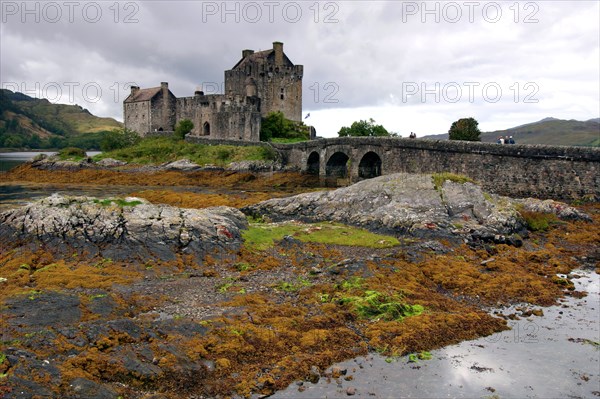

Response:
(271, 137), (600, 200)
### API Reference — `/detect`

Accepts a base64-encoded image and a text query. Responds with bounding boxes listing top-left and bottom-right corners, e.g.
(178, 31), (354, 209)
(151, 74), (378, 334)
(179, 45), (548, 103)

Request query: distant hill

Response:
(0, 89), (122, 149)
(421, 118), (600, 147)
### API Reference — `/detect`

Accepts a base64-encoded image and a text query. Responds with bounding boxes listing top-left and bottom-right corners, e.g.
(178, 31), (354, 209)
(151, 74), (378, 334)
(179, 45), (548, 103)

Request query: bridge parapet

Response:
(272, 137), (600, 200)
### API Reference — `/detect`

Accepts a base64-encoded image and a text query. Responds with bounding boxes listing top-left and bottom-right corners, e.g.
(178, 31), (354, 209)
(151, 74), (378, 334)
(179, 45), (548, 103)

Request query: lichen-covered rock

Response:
(228, 160), (281, 172)
(243, 173), (531, 241)
(162, 158), (201, 171)
(513, 198), (591, 221)
(96, 158), (127, 167)
(0, 194), (248, 261)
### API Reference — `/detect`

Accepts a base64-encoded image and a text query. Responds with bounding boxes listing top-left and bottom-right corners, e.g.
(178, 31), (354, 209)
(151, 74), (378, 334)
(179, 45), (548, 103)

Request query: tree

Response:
(175, 119), (194, 140)
(338, 118), (391, 137)
(260, 111), (309, 142)
(100, 128), (141, 151)
(448, 117), (481, 141)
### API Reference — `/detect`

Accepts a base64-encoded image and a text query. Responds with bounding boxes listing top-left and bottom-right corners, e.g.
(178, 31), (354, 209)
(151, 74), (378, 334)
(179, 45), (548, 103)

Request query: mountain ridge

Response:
(0, 89), (122, 149)
(421, 117), (600, 146)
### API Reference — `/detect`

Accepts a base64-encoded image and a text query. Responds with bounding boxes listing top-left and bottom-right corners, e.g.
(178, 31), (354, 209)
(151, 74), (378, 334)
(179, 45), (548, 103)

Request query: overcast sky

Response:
(1, 0), (599, 137)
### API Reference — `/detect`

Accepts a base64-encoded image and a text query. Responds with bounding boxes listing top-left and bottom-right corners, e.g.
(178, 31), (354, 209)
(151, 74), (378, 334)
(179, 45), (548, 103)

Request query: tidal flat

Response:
(0, 163), (598, 398)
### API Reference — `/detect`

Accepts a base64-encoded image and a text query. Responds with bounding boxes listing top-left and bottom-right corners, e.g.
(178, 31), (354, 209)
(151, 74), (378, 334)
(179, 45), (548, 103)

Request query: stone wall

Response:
(178, 94), (261, 141)
(123, 101), (151, 137)
(273, 137), (600, 200)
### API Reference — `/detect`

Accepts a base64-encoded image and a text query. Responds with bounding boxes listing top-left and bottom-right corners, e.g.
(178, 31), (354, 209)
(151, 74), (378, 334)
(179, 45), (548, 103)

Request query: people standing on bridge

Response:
(409, 132), (416, 139)
(508, 136), (515, 144)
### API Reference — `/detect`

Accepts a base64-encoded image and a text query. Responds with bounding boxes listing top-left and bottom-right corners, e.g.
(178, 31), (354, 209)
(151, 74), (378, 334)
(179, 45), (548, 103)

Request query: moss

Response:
(243, 221), (400, 250)
(432, 172), (475, 190)
(93, 198), (143, 207)
(519, 210), (559, 231)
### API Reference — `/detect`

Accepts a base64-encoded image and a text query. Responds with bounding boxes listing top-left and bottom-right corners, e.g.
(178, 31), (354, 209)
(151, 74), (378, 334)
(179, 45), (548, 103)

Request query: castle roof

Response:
(124, 87), (162, 103)
(230, 49), (293, 70)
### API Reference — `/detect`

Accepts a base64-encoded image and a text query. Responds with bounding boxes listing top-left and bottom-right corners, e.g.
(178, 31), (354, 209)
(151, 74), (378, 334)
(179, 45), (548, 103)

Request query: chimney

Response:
(130, 86), (140, 96)
(273, 41), (283, 65)
(161, 82), (168, 91)
(242, 49), (254, 58)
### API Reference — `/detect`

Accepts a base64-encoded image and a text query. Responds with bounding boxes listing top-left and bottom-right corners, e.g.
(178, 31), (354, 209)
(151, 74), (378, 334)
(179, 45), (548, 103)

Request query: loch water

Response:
(274, 270), (600, 398)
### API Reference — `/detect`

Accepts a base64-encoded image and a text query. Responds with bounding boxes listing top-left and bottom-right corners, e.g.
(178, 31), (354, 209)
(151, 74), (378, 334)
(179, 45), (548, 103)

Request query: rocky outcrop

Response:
(0, 194), (247, 261)
(243, 173), (587, 243)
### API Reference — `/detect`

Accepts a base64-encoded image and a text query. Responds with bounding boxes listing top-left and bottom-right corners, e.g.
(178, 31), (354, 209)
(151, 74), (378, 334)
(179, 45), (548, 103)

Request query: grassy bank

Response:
(94, 136), (277, 165)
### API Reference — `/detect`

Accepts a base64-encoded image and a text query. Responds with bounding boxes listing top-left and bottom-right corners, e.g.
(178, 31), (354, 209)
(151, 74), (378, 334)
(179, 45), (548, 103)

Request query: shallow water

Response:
(0, 151), (101, 171)
(0, 182), (246, 212)
(274, 271), (600, 399)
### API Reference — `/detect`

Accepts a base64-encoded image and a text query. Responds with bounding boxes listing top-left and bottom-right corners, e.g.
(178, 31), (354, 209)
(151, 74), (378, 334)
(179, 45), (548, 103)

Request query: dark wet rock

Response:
(0, 194), (248, 261)
(4, 291), (81, 330)
(118, 348), (163, 380)
(108, 318), (144, 340)
(152, 318), (209, 338)
(86, 293), (117, 317)
(5, 350), (62, 398)
(307, 365), (321, 383)
(68, 377), (118, 399)
(4, 375), (56, 399)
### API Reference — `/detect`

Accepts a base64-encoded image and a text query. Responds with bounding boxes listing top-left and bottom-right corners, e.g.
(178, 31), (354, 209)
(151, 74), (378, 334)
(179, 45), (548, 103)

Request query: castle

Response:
(123, 42), (303, 141)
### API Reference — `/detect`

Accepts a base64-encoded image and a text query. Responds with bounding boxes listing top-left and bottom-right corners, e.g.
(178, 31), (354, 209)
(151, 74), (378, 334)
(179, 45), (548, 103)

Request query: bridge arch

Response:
(306, 151), (320, 175)
(358, 151), (382, 179)
(326, 151), (350, 178)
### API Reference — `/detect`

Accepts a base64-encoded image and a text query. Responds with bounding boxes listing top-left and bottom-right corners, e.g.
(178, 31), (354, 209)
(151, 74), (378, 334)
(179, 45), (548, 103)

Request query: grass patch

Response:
(432, 172), (475, 190)
(519, 210), (559, 232)
(269, 137), (309, 144)
(242, 221), (400, 251)
(93, 198), (143, 207)
(94, 136), (276, 166)
(57, 147), (87, 161)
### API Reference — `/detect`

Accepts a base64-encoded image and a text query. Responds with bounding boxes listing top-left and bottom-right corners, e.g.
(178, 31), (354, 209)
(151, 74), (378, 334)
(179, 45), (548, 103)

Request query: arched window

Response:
(203, 122), (210, 136)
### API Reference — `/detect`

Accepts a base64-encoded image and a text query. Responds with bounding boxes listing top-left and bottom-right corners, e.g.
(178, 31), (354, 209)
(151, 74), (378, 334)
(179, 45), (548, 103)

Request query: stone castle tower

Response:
(225, 41), (303, 122)
(123, 42), (303, 141)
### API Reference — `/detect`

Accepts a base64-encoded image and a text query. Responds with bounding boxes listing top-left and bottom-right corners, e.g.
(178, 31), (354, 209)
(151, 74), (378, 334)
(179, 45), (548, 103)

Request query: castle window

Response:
(203, 122), (210, 136)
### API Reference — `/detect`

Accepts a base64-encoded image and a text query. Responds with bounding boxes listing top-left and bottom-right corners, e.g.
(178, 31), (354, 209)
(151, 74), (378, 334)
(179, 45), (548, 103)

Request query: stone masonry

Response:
(123, 42), (302, 141)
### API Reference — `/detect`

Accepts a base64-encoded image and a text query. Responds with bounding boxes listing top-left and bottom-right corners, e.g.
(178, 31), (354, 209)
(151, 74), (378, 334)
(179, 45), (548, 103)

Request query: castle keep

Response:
(123, 42), (303, 141)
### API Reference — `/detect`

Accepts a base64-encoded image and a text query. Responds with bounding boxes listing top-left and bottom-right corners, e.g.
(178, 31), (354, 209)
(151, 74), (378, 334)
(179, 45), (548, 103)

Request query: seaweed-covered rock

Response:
(0, 194), (248, 261)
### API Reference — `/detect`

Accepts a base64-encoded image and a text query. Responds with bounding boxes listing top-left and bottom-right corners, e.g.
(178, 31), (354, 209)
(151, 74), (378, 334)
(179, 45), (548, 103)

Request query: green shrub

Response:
(100, 128), (141, 151)
(175, 119), (194, 140)
(57, 147), (86, 160)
